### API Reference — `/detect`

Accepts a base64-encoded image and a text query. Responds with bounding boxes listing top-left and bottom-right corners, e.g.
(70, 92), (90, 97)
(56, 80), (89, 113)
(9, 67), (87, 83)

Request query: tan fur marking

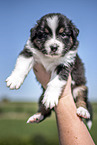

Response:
(45, 28), (49, 34)
(73, 85), (87, 109)
(59, 27), (64, 33)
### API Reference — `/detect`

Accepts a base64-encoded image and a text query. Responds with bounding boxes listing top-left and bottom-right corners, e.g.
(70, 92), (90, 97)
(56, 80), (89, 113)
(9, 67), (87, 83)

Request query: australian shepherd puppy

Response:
(6, 13), (92, 129)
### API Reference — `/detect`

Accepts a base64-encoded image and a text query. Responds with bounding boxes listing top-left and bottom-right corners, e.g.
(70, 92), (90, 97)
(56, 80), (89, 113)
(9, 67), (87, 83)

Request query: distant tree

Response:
(1, 96), (10, 103)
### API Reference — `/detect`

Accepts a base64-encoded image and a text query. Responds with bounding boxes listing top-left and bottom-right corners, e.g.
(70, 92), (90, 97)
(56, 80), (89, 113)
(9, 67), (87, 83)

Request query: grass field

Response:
(0, 102), (97, 145)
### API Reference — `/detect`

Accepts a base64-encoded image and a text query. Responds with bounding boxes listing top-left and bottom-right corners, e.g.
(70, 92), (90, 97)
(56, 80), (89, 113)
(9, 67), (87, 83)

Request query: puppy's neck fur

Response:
(32, 48), (77, 72)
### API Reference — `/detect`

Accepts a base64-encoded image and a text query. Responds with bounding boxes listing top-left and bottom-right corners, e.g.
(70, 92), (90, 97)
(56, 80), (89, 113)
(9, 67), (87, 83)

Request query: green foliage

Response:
(0, 102), (97, 145)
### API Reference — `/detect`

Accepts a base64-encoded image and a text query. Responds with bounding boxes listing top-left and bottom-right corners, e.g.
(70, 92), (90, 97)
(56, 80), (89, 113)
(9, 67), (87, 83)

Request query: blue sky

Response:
(0, 0), (97, 102)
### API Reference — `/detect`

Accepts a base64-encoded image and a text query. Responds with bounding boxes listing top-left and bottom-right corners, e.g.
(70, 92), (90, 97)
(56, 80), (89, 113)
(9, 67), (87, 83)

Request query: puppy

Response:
(6, 13), (92, 129)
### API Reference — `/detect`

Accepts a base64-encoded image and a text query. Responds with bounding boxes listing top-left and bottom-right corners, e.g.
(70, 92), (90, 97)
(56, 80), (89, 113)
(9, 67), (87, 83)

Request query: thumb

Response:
(61, 74), (72, 98)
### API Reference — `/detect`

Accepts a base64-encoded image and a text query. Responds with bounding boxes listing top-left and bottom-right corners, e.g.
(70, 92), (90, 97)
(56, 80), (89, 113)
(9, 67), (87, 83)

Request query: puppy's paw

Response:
(6, 73), (24, 89)
(42, 75), (65, 109)
(77, 107), (90, 119)
(42, 91), (59, 109)
(27, 113), (44, 123)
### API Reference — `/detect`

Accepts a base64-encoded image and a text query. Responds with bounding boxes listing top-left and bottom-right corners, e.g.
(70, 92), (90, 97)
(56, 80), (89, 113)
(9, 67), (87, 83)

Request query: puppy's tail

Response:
(86, 101), (93, 130)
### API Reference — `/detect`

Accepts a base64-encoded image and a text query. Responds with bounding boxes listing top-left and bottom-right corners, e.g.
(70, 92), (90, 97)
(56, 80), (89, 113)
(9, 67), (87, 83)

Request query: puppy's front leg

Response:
(6, 39), (34, 89)
(42, 69), (68, 109)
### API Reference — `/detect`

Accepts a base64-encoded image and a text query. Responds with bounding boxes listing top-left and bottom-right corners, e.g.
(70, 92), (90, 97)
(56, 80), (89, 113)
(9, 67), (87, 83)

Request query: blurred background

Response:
(0, 0), (97, 144)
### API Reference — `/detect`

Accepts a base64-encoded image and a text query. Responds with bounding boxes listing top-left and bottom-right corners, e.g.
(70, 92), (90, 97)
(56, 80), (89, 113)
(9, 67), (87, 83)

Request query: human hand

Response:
(54, 74), (76, 112)
(33, 63), (51, 89)
(33, 63), (72, 100)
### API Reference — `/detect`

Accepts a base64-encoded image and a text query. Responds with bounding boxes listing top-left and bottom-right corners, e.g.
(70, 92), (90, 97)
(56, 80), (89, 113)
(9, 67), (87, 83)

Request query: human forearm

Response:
(55, 95), (95, 145)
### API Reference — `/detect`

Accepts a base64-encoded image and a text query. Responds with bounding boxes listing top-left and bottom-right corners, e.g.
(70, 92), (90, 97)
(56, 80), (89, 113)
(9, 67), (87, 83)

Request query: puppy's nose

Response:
(50, 44), (59, 52)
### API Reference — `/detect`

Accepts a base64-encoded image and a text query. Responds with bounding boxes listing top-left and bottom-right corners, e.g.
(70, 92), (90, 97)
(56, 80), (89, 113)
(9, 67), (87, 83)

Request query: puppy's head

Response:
(30, 13), (79, 58)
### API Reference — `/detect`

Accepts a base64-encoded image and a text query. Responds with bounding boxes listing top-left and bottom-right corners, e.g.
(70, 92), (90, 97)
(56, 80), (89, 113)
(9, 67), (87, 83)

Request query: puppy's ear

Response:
(70, 21), (79, 38)
(30, 27), (36, 40)
(30, 20), (40, 40)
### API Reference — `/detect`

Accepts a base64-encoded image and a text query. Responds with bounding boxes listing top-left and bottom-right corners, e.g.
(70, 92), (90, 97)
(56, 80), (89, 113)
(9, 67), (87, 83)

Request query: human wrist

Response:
(55, 95), (77, 117)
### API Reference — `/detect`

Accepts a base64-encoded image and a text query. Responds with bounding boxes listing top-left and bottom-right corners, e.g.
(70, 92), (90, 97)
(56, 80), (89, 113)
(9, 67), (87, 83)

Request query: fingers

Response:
(33, 63), (50, 88)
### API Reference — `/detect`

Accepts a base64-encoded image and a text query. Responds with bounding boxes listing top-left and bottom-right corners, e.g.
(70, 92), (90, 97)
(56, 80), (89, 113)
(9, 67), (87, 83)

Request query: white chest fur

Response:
(32, 48), (77, 72)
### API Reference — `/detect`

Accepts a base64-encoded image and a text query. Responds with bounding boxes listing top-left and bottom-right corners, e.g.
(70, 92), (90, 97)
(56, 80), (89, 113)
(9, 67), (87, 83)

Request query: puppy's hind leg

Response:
(73, 85), (90, 119)
(27, 90), (51, 124)
(86, 101), (93, 129)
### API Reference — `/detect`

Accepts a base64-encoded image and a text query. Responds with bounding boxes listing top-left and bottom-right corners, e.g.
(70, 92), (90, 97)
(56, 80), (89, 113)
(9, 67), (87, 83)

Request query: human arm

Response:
(54, 75), (95, 145)
(33, 63), (95, 145)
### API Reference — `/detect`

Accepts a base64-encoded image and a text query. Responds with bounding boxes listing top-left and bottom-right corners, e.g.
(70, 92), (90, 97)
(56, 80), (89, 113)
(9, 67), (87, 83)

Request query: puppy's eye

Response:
(60, 33), (66, 38)
(38, 31), (47, 39)
(38, 32), (43, 39)
(60, 33), (70, 43)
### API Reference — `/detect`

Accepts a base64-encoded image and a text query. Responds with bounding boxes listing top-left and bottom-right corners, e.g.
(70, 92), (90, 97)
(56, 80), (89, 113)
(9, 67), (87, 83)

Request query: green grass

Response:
(0, 102), (58, 145)
(0, 102), (97, 145)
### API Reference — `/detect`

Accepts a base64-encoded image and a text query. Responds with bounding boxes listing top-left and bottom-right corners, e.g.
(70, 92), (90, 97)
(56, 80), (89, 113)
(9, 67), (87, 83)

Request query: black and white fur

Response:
(6, 13), (92, 129)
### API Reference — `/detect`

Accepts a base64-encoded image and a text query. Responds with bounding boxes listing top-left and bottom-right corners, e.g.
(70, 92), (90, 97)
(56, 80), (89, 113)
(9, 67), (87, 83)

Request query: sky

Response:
(0, 0), (97, 102)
